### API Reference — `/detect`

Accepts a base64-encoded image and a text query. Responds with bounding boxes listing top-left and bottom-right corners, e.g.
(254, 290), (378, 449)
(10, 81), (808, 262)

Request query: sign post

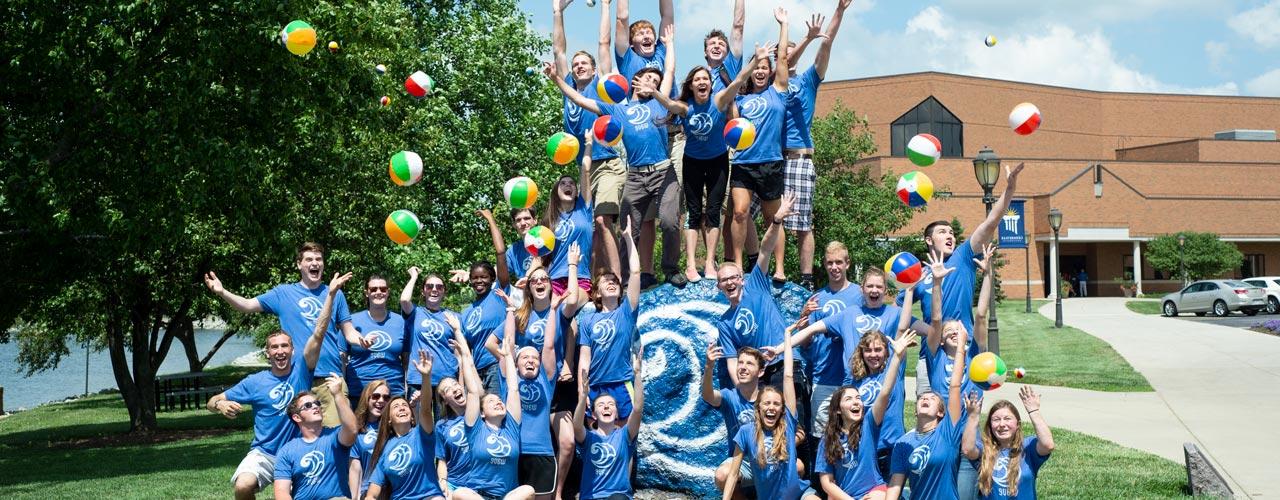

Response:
(998, 200), (1029, 312)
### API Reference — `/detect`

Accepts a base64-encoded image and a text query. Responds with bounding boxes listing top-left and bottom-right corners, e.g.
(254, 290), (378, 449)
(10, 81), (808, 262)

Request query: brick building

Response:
(818, 72), (1280, 298)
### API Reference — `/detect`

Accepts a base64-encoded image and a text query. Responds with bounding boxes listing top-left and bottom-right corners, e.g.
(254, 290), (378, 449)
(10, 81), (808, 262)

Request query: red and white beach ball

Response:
(1009, 102), (1041, 136)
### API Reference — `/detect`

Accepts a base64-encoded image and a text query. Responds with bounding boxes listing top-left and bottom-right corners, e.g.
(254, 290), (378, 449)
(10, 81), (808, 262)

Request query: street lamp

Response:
(1049, 208), (1064, 328)
(973, 147), (1001, 353)
(1178, 234), (1187, 287)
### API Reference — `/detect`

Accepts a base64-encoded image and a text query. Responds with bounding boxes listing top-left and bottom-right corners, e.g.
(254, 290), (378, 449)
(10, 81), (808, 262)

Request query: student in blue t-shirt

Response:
(800, 241), (865, 432)
(496, 290), (562, 500)
(347, 380), (390, 499)
(723, 325), (818, 500)
(725, 8), (796, 267)
(206, 242), (373, 427)
(816, 331), (917, 500)
(576, 216), (641, 420)
(704, 345), (765, 493)
(885, 308), (970, 500)
(699, 0), (744, 94)
(400, 268), (460, 398)
(542, 146), (594, 299)
(476, 207), (537, 311)
(613, 0), (673, 81)
(273, 373), (359, 500)
(573, 341), (647, 500)
(450, 261), (508, 395)
(962, 388), (1055, 500)
(363, 351), (444, 500)
(435, 315), (485, 499)
(345, 276), (407, 399)
(454, 313), (536, 500)
(650, 43), (758, 284)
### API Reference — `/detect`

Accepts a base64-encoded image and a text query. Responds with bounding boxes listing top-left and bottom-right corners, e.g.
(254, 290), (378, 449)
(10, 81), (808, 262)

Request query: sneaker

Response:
(666, 272), (688, 288)
(639, 273), (659, 290)
(799, 277), (815, 292)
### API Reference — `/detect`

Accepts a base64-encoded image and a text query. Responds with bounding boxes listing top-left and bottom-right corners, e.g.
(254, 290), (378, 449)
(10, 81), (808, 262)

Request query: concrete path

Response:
(1035, 298), (1280, 498)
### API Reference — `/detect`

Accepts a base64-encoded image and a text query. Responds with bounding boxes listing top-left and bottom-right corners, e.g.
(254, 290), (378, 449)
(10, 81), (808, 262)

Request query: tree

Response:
(1, 0), (560, 432)
(1146, 232), (1243, 283)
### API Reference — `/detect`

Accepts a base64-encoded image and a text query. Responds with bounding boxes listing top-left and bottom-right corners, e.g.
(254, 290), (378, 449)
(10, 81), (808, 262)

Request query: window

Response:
(1241, 254), (1265, 278)
(1122, 255), (1135, 281)
(891, 97), (963, 158)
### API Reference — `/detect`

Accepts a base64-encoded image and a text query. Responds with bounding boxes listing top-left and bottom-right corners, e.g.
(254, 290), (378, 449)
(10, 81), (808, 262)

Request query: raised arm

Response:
(961, 392), (983, 460)
(779, 317), (829, 354)
(788, 14), (827, 72)
(597, 0), (614, 75)
(552, 0), (570, 77)
(486, 289), (517, 360)
(946, 325), (968, 424)
(305, 272), (353, 372)
(771, 7), (790, 93)
(203, 272), (263, 313)
(1022, 386), (1055, 456)
(543, 295), (562, 379)
(400, 266), (419, 315)
(501, 319), (522, 424)
(651, 85), (690, 116)
(782, 322), (797, 415)
(969, 163), (1025, 249)
(715, 43), (763, 112)
(659, 24), (676, 96)
(701, 344), (724, 407)
(658, 0), (674, 41)
(925, 250), (951, 354)
(873, 330), (917, 425)
(446, 314), (483, 394)
(815, 0), (852, 79)
(972, 243), (996, 351)
(627, 348), (646, 439)
(561, 243), (585, 316)
(757, 192), (796, 272)
(729, 0), (745, 57)
(614, 0), (630, 58)
(623, 217), (641, 309)
(413, 349), (436, 430)
(580, 139), (594, 204)
(573, 375), (589, 443)
(478, 210), (512, 288)
(329, 374), (359, 446)
(545, 62), (604, 116)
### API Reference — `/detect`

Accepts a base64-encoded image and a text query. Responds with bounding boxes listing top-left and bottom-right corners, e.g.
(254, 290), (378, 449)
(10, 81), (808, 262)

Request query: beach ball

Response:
(592, 116), (623, 147)
(969, 352), (1009, 390)
(385, 210), (422, 245)
(546, 132), (580, 165)
(985, 35), (997, 47)
(279, 20), (317, 56)
(895, 171), (934, 207)
(906, 133), (942, 167)
(327, 41), (339, 53)
(375, 64), (387, 75)
(1014, 367), (1026, 379)
(524, 225), (556, 257)
(405, 71), (435, 98)
(1009, 102), (1042, 136)
(724, 118), (756, 151)
(388, 151), (423, 186)
(380, 96), (391, 107)
(504, 176), (540, 209)
(597, 74), (630, 104)
(883, 252), (924, 286)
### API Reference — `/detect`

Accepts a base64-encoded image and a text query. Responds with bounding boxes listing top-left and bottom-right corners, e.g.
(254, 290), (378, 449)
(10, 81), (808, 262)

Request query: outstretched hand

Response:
(964, 391), (983, 415)
(928, 249), (954, 280)
(661, 23), (675, 45)
(444, 312), (461, 332)
(203, 272), (225, 294)
(975, 242), (997, 274)
(1006, 162), (1026, 184)
(449, 269), (469, 284)
(1020, 386), (1041, 412)
(324, 372), (344, 397)
(891, 329), (918, 358)
(541, 60), (560, 81)
(706, 345), (724, 364)
(414, 349), (434, 376)
(328, 272), (354, 293)
(494, 288), (514, 307)
(804, 14), (828, 40)
(774, 6), (788, 24)
(773, 192), (797, 222)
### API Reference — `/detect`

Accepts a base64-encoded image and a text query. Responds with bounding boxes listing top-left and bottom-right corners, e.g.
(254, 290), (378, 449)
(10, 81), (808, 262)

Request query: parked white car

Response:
(1242, 276), (1280, 314)
(1160, 280), (1268, 317)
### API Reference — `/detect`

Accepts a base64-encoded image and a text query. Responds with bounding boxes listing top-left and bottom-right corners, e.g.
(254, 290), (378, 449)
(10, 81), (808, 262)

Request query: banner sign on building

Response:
(999, 199), (1027, 249)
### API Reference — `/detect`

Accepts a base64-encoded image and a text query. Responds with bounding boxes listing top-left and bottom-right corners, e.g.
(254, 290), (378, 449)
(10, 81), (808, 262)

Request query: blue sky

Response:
(518, 0), (1280, 96)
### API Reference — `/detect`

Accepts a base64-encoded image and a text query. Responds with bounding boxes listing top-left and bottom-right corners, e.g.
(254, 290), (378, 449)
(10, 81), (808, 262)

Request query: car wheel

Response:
(1268, 297), (1279, 315)
(1213, 300), (1229, 317)
(1245, 309), (1259, 316)
(1163, 302), (1178, 317)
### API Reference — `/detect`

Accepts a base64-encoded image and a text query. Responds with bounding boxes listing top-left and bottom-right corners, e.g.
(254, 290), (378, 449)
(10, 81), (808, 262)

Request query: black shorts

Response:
(518, 454), (557, 495)
(550, 378), (579, 413)
(730, 160), (785, 201)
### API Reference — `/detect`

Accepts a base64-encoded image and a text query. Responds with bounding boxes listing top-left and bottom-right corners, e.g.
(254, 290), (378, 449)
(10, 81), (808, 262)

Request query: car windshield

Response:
(1274, 279), (1280, 287)
(1224, 281), (1252, 288)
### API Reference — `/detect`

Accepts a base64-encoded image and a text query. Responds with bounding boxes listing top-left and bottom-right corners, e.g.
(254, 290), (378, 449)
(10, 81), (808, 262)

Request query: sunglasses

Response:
(299, 400), (323, 411)
(424, 283), (445, 291)
(367, 286), (389, 293)
(529, 276), (550, 284)
(369, 393), (390, 402)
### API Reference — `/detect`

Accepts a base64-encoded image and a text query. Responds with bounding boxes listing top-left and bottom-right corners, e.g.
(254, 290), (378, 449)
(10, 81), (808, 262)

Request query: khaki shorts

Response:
(312, 378), (349, 427)
(230, 448), (276, 490)
(591, 157), (626, 217)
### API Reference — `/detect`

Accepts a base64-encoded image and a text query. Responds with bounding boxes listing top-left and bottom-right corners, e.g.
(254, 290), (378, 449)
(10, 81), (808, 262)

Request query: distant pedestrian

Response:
(1076, 270), (1089, 297)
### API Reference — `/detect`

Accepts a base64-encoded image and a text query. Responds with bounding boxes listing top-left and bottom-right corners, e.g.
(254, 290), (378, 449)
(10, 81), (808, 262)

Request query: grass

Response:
(1125, 300), (1164, 315)
(902, 301), (1153, 392)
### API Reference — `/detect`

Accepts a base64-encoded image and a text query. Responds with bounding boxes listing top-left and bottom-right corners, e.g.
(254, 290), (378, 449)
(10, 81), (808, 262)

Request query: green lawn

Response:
(903, 301), (1153, 392)
(1125, 300), (1164, 315)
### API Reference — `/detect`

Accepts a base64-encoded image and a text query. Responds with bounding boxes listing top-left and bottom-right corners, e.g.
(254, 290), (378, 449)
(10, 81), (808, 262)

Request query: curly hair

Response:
(849, 330), (890, 381)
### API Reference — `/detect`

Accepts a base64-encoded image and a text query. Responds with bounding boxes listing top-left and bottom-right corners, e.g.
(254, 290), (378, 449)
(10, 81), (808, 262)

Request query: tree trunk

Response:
(176, 318), (203, 372)
(106, 313), (158, 433)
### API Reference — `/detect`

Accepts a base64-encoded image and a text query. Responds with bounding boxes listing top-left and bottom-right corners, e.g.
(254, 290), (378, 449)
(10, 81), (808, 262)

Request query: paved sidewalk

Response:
(1037, 298), (1280, 498)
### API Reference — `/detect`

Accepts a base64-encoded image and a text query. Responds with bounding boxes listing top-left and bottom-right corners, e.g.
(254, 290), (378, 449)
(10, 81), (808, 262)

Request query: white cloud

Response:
(939, 0), (1232, 27)
(1246, 68), (1280, 96)
(1228, 1), (1280, 47)
(1205, 41), (1229, 74)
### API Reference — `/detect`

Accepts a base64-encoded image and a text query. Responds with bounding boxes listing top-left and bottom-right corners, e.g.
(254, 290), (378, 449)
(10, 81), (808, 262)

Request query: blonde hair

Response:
(753, 386), (789, 468)
(849, 331), (889, 381)
(824, 241), (849, 262)
(977, 400), (1026, 496)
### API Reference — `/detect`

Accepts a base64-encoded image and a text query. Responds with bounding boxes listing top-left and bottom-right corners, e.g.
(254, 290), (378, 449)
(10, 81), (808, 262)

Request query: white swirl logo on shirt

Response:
(485, 434), (513, 459)
(299, 450), (326, 483)
(555, 218), (574, 242)
(528, 319), (547, 348)
(523, 255), (536, 274)
(787, 82), (800, 94)
(386, 442), (413, 474)
(592, 319), (617, 350)
(841, 444), (857, 469)
(591, 442), (618, 471)
(854, 314), (882, 334)
(465, 308), (482, 332)
(858, 379), (883, 406)
(566, 101), (583, 122)
(644, 59), (662, 70)
(297, 296), (323, 326)
(732, 308), (757, 338)
(420, 318), (447, 343)
(519, 381), (543, 412)
(688, 112), (713, 137)
(269, 382), (294, 412)
(626, 103), (652, 126)
(361, 428), (378, 447)
(448, 421), (469, 451)
(908, 444), (931, 475)
(822, 299), (847, 317)
(740, 96), (767, 120)
(365, 330), (392, 352)
(993, 455), (1011, 488)
(762, 435), (779, 465)
(737, 408), (755, 426)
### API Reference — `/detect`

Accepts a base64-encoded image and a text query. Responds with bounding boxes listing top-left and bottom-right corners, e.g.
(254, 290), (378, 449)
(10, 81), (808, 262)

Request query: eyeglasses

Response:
(424, 283), (445, 291)
(299, 400), (323, 411)
(529, 276), (550, 284)
(369, 393), (390, 402)
(367, 286), (388, 293)
(718, 275), (743, 284)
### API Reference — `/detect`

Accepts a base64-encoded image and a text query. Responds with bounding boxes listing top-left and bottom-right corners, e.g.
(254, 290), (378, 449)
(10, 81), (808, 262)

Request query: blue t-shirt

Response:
(274, 427), (351, 500)
(464, 415), (522, 496)
(497, 370), (555, 456)
(462, 291), (505, 371)
(971, 437), (1051, 500)
(715, 388), (756, 457)
(548, 196), (593, 281)
(708, 54), (743, 94)
(503, 304), (573, 375)
(825, 303), (909, 385)
(345, 310), (407, 397)
(563, 74), (620, 162)
(435, 415), (474, 484)
(256, 282), (353, 377)
(732, 87), (794, 164)
(716, 265), (789, 380)
(900, 242), (982, 349)
(784, 66), (822, 149)
(405, 306), (459, 386)
(682, 98), (730, 160)
(807, 284), (865, 386)
(615, 41), (666, 81)
(891, 415), (964, 500)
(506, 243), (535, 286)
(580, 426), (635, 499)
(731, 408), (810, 500)
(349, 423), (380, 497)
(923, 341), (979, 415)
(224, 355), (313, 456)
(815, 415), (885, 499)
(577, 297), (638, 385)
(598, 100), (670, 168)
(367, 426), (443, 500)
(852, 359), (907, 452)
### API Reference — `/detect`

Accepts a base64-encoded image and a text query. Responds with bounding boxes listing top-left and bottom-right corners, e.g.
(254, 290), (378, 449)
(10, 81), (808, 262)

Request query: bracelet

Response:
(506, 307), (516, 312)
(1027, 409), (1039, 413)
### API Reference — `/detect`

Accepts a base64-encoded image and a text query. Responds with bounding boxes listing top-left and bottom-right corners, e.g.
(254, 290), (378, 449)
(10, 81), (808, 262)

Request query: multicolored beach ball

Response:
(896, 171), (934, 207)
(597, 74), (630, 104)
(724, 118), (756, 151)
(279, 20), (317, 56)
(593, 116), (623, 147)
(384, 210), (422, 245)
(985, 35), (998, 47)
(405, 71), (435, 98)
(388, 151), (423, 186)
(524, 225), (556, 257)
(969, 352), (1009, 390)
(504, 177), (539, 209)
(1009, 102), (1042, 136)
(884, 252), (924, 286)
(546, 132), (580, 165)
(906, 133), (942, 167)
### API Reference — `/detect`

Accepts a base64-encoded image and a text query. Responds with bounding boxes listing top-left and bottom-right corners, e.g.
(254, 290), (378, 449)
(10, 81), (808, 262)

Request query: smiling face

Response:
(422, 276), (446, 308)
(593, 394), (619, 426)
(704, 34), (728, 64)
(750, 57), (772, 91)
(629, 22), (657, 57)
(570, 52), (595, 84)
(469, 266), (495, 296)
(527, 269), (551, 302)
(735, 351), (763, 385)
(554, 175), (577, 204)
(388, 397), (412, 425)
(861, 337), (888, 373)
(717, 263), (744, 303)
(481, 394), (506, 419)
(366, 278), (389, 308)
(631, 70), (661, 99)
(837, 387), (864, 425)
(517, 347), (541, 379)
(438, 377), (466, 409)
(942, 320), (966, 349)
(988, 406), (1020, 445)
(264, 332), (294, 372)
(862, 274), (887, 307)
(757, 389), (783, 429)
(512, 209), (536, 236)
(297, 250), (324, 287)
(368, 385), (390, 420)
(916, 391), (945, 421)
(692, 69), (712, 101)
(824, 251), (849, 284)
(290, 394), (324, 425)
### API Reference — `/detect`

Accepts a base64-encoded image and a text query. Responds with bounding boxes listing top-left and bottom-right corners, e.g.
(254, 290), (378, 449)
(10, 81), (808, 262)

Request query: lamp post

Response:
(973, 147), (1001, 353)
(1178, 234), (1187, 287)
(1049, 208), (1064, 328)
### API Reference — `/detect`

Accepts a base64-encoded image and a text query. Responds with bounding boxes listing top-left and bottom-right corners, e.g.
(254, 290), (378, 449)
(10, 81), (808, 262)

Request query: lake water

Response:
(0, 329), (257, 411)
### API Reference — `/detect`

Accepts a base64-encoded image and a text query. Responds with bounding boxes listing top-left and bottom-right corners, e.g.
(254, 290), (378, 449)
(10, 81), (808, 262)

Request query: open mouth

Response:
(307, 266), (322, 280)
